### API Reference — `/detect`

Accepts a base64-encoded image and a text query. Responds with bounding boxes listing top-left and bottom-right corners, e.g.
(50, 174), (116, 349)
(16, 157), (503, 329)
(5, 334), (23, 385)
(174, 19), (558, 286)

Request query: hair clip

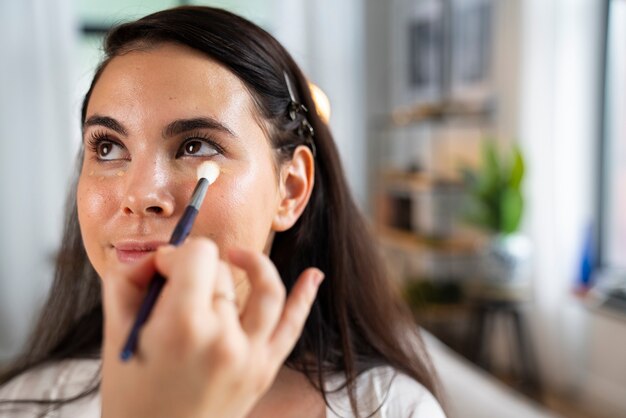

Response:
(284, 71), (310, 121)
(298, 119), (314, 138)
(283, 71), (316, 156)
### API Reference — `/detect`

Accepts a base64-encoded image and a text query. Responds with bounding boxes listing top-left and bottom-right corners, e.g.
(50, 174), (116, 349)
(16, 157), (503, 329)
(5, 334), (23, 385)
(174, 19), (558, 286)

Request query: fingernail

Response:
(313, 270), (325, 287)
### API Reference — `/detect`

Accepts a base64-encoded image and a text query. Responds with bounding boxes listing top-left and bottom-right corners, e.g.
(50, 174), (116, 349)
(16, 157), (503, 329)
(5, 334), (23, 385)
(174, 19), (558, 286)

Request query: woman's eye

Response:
(93, 140), (127, 161)
(179, 139), (220, 157)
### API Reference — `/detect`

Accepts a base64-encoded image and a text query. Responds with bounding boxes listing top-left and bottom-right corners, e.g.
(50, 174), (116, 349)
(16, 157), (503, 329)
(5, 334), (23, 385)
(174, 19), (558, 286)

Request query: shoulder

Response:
(325, 366), (446, 418)
(0, 358), (100, 399)
(0, 358), (101, 417)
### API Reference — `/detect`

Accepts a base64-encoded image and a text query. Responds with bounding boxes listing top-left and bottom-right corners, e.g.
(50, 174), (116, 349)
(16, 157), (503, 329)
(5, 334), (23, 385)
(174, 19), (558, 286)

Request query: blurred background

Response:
(1, 0), (625, 417)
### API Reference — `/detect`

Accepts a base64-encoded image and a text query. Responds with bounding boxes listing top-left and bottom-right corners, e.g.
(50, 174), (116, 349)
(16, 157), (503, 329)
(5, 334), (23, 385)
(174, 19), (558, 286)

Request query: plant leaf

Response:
(509, 144), (525, 189)
(500, 187), (524, 233)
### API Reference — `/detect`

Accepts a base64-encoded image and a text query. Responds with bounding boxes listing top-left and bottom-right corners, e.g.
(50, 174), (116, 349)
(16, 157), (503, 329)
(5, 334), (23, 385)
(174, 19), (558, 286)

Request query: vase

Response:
(481, 233), (532, 283)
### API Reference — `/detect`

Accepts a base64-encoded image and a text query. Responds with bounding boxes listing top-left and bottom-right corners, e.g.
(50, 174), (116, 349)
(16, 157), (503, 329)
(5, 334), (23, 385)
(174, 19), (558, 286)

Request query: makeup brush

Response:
(120, 161), (220, 361)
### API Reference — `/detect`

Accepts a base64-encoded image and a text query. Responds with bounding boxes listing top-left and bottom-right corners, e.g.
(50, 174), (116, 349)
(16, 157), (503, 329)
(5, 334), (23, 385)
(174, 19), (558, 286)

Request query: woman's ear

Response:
(272, 145), (315, 232)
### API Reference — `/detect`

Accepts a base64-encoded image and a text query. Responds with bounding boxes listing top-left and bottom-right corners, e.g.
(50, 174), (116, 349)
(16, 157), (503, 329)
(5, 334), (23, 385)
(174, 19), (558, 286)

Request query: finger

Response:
(269, 268), (324, 362)
(153, 238), (219, 315)
(212, 261), (239, 321)
(101, 253), (157, 347)
(228, 248), (285, 341)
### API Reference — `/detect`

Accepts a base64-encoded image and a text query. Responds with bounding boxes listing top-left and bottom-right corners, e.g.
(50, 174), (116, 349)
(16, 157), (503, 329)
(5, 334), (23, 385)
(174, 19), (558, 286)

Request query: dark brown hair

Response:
(1, 6), (444, 417)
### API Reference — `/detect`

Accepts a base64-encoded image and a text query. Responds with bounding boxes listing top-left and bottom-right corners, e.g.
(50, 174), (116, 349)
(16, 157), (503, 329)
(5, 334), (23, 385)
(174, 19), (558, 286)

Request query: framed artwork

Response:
(390, 0), (493, 108)
(449, 0), (493, 104)
(391, 0), (447, 108)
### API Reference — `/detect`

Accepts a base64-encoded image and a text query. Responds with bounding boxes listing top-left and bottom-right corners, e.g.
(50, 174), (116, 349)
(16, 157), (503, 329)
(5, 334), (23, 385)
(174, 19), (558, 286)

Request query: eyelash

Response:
(85, 130), (226, 161)
(86, 131), (126, 161)
(176, 131), (226, 158)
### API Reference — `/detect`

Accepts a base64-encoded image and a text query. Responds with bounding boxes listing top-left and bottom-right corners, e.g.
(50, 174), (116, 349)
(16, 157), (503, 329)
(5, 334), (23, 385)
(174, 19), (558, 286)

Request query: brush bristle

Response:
(197, 161), (220, 185)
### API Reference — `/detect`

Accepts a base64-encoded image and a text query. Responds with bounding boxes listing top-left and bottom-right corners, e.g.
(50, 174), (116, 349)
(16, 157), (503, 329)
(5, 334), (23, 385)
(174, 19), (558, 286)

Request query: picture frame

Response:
(390, 0), (494, 108)
(448, 0), (493, 104)
(390, 0), (447, 108)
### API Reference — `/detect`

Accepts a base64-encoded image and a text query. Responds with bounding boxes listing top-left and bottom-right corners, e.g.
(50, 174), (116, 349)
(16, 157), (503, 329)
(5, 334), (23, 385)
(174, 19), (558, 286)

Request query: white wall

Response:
(0, 0), (77, 361)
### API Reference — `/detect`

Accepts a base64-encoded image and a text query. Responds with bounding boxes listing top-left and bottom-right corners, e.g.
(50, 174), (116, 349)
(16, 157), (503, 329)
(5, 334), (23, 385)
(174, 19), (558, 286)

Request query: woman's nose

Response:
(120, 160), (175, 217)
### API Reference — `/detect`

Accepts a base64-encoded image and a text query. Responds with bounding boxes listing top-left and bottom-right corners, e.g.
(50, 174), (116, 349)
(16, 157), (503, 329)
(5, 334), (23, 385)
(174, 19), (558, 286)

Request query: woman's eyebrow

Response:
(83, 115), (128, 136)
(163, 117), (236, 138)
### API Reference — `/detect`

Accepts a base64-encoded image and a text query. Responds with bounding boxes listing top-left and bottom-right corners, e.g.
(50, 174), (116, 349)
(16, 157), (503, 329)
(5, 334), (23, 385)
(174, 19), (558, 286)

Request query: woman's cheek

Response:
(79, 175), (117, 215)
(77, 176), (121, 248)
(232, 168), (280, 244)
(194, 176), (241, 238)
(193, 170), (260, 248)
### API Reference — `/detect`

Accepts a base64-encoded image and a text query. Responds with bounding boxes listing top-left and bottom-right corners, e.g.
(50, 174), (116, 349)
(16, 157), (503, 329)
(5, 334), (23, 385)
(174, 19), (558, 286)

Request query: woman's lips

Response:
(115, 249), (154, 263)
(114, 241), (168, 264)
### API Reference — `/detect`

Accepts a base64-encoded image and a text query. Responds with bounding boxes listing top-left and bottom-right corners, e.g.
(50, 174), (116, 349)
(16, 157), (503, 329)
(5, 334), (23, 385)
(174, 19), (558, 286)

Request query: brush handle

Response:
(120, 273), (166, 361)
(170, 205), (200, 246)
(120, 205), (199, 361)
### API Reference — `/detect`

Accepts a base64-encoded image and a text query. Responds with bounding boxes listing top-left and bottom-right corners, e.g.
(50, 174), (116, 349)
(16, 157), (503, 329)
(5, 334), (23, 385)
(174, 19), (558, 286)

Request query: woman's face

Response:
(77, 43), (285, 282)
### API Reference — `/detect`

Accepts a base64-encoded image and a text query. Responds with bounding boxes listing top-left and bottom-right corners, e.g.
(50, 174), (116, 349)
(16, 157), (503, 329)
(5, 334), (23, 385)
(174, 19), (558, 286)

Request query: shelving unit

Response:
(369, 0), (499, 351)
(372, 104), (492, 285)
(371, 0), (500, 287)
(364, 0), (535, 394)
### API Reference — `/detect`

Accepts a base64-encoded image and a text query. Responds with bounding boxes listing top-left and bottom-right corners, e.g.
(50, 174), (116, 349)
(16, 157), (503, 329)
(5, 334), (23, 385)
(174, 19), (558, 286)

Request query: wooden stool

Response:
(465, 283), (543, 400)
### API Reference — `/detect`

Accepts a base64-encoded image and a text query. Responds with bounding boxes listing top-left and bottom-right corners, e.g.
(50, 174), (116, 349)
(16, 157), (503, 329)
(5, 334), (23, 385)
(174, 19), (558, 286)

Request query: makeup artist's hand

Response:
(100, 237), (324, 418)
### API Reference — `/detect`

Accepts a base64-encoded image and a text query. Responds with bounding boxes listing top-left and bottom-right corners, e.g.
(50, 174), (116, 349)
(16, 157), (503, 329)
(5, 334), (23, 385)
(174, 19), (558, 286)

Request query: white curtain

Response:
(0, 0), (78, 361)
(519, 0), (603, 393)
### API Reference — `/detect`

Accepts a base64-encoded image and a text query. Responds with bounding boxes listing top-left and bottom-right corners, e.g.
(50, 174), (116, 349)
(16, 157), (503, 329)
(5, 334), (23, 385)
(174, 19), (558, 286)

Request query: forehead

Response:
(86, 42), (258, 131)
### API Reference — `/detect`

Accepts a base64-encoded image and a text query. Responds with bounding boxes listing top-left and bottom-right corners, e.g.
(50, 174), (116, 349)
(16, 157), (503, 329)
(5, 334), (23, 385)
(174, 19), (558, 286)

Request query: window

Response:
(600, 0), (626, 276)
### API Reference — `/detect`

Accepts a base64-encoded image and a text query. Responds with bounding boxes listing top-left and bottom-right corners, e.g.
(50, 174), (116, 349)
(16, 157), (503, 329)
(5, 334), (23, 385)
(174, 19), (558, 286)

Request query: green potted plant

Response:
(462, 140), (531, 283)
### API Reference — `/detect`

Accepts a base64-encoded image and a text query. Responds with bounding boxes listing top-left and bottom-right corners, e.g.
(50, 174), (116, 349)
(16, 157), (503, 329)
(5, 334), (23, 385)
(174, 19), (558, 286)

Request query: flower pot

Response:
(481, 233), (532, 283)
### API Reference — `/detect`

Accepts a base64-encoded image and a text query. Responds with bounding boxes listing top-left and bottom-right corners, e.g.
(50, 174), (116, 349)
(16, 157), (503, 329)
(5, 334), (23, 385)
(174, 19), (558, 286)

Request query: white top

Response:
(0, 359), (445, 418)
(325, 366), (446, 417)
